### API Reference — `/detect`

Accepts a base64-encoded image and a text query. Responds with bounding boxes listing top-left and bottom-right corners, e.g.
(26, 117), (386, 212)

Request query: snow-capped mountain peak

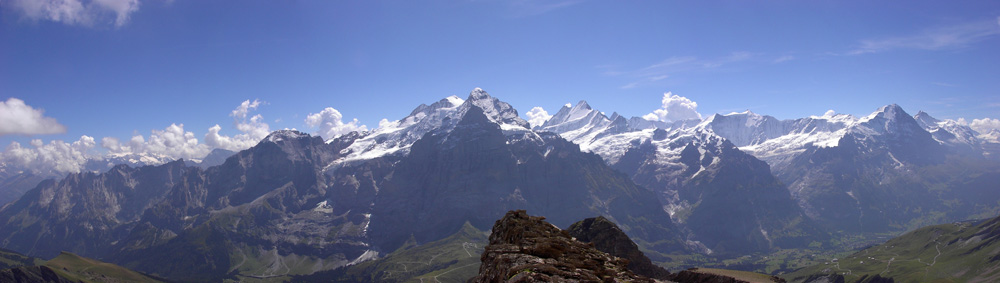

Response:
(265, 129), (311, 143)
(331, 88), (529, 166)
(859, 104), (906, 124)
(850, 104), (923, 137)
(462, 88), (530, 129)
(913, 111), (941, 129)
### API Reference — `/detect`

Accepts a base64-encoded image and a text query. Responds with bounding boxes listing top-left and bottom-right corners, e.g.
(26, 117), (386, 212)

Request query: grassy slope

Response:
(43, 251), (162, 283)
(785, 217), (1000, 283)
(0, 248), (42, 269)
(692, 268), (781, 283)
(297, 221), (488, 282)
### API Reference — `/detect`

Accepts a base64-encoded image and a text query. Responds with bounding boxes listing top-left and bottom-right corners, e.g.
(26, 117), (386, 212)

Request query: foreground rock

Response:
(567, 216), (672, 281)
(474, 210), (654, 282)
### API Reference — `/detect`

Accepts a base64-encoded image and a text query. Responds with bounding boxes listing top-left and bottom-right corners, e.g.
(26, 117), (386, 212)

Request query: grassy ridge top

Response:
(45, 252), (162, 283)
(785, 216), (1000, 282)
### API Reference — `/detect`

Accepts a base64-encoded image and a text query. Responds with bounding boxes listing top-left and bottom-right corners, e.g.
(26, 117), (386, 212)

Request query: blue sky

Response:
(2, 0), (999, 168)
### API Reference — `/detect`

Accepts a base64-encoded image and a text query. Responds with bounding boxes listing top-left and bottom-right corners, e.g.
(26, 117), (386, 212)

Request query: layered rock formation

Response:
(474, 210), (654, 282)
(567, 216), (672, 281)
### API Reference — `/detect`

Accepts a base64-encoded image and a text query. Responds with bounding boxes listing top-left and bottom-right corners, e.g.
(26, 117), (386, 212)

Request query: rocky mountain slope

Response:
(540, 101), (824, 255)
(0, 89), (689, 282)
(696, 105), (1000, 233)
(1, 88), (998, 281)
(567, 216), (673, 280)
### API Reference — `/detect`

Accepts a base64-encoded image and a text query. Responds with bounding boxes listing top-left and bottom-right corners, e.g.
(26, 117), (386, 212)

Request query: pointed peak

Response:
(609, 112), (623, 121)
(877, 104), (905, 114)
(468, 88), (490, 100)
(573, 100), (592, 110)
(862, 104), (909, 122)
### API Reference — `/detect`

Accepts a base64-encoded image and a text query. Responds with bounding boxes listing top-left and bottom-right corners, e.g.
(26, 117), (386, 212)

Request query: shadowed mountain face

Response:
(612, 132), (825, 255)
(371, 105), (684, 254)
(538, 101), (825, 255)
(776, 106), (1000, 233)
(0, 89), (690, 281)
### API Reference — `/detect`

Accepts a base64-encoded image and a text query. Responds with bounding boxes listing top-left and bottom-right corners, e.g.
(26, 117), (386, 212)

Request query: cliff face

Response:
(567, 216), (672, 280)
(474, 210), (653, 282)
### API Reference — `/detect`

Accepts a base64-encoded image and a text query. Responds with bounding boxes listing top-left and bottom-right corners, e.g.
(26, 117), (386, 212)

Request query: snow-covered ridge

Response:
(265, 130), (311, 143)
(331, 88), (530, 166)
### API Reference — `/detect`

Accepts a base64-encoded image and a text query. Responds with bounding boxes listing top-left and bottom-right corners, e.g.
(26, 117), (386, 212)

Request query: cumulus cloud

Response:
(231, 99), (261, 119)
(967, 118), (1000, 134)
(205, 99), (271, 151)
(305, 107), (367, 140)
(102, 123), (210, 161)
(1, 99), (277, 175)
(0, 98), (67, 136)
(642, 92), (703, 122)
(143, 123), (208, 160)
(525, 107), (553, 128)
(1, 135), (97, 174)
(6, 0), (141, 27)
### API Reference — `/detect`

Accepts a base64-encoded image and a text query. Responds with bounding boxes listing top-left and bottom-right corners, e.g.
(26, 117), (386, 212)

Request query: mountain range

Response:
(0, 88), (998, 281)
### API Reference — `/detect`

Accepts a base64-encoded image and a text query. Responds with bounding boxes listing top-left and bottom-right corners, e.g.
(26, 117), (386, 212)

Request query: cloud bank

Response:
(1, 99), (276, 175)
(6, 0), (140, 27)
(2, 135), (96, 174)
(305, 107), (367, 141)
(966, 118), (1000, 134)
(0, 98), (67, 136)
(642, 92), (703, 122)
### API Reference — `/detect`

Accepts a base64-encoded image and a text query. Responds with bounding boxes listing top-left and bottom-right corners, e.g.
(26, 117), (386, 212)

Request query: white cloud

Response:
(968, 118), (1000, 134)
(525, 107), (553, 128)
(1, 135), (97, 174)
(1, 99), (277, 174)
(378, 118), (394, 129)
(143, 123), (207, 160)
(6, 0), (140, 27)
(231, 99), (262, 119)
(643, 92), (703, 122)
(305, 107), (367, 140)
(102, 123), (210, 161)
(205, 99), (271, 152)
(850, 18), (1000, 55)
(0, 98), (67, 136)
(824, 110), (836, 117)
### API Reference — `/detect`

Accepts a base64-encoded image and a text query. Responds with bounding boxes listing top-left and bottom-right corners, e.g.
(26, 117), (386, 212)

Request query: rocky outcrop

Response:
(567, 216), (672, 280)
(474, 210), (653, 282)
